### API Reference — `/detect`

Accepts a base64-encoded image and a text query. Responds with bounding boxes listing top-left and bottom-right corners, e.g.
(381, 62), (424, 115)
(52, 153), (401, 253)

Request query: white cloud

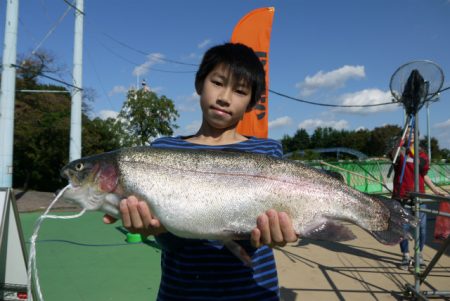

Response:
(133, 53), (165, 77)
(434, 119), (450, 129)
(98, 110), (118, 120)
(335, 88), (397, 114)
(108, 85), (128, 96)
(198, 39), (211, 49)
(434, 119), (450, 149)
(296, 65), (365, 96)
(355, 126), (367, 131)
(182, 52), (201, 61)
(298, 119), (349, 130)
(187, 91), (200, 102)
(268, 116), (293, 129)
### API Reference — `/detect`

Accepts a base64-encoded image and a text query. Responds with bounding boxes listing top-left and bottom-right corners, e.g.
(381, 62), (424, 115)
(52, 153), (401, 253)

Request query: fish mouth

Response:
(61, 169), (85, 188)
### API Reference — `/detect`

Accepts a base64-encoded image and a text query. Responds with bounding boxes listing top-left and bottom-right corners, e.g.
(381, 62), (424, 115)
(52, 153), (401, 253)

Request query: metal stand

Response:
(0, 188), (33, 300)
(404, 193), (450, 300)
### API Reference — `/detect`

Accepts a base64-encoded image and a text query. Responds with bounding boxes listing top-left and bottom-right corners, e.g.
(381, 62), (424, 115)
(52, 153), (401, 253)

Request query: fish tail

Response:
(370, 196), (418, 245)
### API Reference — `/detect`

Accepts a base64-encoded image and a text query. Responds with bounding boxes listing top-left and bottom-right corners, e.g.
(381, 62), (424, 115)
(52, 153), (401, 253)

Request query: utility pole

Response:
(69, 0), (84, 162)
(426, 102), (431, 161)
(0, 0), (19, 188)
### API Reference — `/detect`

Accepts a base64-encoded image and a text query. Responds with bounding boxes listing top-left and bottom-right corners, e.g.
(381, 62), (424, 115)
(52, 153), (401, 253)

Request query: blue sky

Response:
(2, 0), (450, 149)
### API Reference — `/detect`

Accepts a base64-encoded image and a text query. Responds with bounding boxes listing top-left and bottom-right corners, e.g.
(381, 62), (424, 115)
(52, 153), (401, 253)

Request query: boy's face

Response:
(199, 64), (252, 130)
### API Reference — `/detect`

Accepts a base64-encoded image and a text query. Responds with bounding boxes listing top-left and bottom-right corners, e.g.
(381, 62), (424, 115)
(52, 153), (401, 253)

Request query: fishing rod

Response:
(387, 115), (412, 178)
(319, 161), (387, 187)
(353, 161), (392, 194)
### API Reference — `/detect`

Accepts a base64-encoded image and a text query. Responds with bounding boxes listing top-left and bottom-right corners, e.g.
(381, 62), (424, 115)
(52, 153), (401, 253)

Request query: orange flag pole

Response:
(231, 7), (275, 138)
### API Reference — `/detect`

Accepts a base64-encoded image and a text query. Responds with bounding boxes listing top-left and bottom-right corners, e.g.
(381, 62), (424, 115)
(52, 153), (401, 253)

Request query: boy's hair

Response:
(195, 43), (266, 110)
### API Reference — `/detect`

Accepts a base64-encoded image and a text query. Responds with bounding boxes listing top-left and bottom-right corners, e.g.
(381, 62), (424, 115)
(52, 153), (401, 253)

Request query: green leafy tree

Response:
(366, 124), (401, 157)
(119, 89), (179, 146)
(420, 136), (442, 161)
(292, 128), (310, 150)
(281, 128), (310, 154)
(82, 117), (135, 156)
(310, 127), (325, 148)
(12, 51), (140, 191)
(440, 148), (450, 162)
(310, 127), (344, 149)
(14, 86), (71, 190)
(280, 134), (295, 154)
(344, 128), (370, 152)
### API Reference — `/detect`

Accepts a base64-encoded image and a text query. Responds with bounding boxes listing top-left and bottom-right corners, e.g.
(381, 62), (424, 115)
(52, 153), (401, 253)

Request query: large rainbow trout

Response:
(60, 147), (415, 245)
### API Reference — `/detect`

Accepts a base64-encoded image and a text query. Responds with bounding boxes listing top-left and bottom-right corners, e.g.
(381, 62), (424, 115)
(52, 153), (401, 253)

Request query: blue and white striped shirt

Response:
(151, 136), (282, 301)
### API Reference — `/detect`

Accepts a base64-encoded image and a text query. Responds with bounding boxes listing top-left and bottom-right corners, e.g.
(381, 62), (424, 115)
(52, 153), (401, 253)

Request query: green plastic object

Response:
(126, 233), (143, 243)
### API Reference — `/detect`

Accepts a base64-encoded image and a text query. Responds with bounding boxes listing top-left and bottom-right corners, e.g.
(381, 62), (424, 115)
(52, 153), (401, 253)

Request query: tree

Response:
(82, 117), (135, 156)
(12, 50), (137, 191)
(420, 136), (442, 161)
(292, 128), (310, 150)
(280, 134), (295, 154)
(13, 87), (71, 190)
(119, 89), (179, 146)
(344, 128), (370, 152)
(310, 127), (344, 149)
(366, 124), (401, 157)
(16, 50), (63, 86)
(281, 129), (310, 154)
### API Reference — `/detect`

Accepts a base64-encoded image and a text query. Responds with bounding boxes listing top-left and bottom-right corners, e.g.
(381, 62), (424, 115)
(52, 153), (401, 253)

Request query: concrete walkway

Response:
(275, 224), (450, 301)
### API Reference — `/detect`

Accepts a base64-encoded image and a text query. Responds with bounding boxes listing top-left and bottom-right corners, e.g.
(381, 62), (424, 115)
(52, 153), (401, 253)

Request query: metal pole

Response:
(413, 111), (421, 292)
(0, 0), (19, 188)
(69, 0), (84, 162)
(426, 102), (431, 162)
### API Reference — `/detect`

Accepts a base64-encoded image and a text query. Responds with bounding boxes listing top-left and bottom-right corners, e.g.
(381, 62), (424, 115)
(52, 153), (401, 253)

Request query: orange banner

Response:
(232, 7), (275, 138)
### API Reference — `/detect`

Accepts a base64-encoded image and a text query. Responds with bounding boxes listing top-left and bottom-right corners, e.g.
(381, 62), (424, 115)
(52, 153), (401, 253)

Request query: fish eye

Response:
(75, 163), (84, 171)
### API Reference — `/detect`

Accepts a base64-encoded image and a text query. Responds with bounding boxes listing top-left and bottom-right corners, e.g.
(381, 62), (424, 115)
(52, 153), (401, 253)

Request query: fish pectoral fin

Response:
(224, 240), (252, 267)
(302, 219), (356, 242)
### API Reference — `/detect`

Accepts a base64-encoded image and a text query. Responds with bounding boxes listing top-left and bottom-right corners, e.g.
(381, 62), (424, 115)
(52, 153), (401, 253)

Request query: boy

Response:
(104, 43), (298, 300)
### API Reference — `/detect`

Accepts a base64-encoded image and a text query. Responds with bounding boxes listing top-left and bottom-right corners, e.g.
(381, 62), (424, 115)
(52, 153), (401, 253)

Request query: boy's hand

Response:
(251, 209), (299, 248)
(103, 195), (166, 237)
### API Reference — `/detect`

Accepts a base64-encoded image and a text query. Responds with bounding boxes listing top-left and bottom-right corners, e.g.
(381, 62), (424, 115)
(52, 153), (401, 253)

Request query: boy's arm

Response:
(251, 209), (299, 248)
(103, 196), (167, 237)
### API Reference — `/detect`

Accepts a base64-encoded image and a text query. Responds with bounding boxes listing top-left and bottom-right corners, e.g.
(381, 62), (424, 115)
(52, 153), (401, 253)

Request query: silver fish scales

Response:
(60, 147), (415, 245)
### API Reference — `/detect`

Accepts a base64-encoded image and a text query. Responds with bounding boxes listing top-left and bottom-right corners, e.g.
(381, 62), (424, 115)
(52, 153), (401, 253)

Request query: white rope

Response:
(27, 185), (86, 301)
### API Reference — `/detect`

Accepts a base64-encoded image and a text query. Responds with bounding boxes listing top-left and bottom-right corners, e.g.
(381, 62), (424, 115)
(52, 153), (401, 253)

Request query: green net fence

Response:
(307, 160), (450, 194)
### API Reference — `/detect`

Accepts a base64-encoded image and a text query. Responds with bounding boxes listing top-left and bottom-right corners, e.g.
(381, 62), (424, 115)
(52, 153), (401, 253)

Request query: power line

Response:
(100, 32), (448, 108)
(268, 89), (397, 108)
(31, 4), (72, 55)
(102, 32), (199, 66)
(85, 46), (116, 111)
(439, 85), (450, 93)
(269, 85), (450, 108)
(97, 40), (196, 73)
(63, 0), (84, 15)
(11, 64), (82, 91)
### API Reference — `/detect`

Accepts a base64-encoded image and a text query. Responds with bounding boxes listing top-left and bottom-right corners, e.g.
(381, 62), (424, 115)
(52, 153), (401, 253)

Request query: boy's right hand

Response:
(103, 195), (167, 237)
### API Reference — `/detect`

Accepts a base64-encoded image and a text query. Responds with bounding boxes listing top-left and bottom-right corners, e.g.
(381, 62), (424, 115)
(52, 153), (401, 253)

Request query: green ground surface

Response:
(20, 211), (162, 301)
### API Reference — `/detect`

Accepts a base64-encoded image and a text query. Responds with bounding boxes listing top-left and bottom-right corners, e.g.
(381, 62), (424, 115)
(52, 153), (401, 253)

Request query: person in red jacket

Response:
(391, 126), (446, 270)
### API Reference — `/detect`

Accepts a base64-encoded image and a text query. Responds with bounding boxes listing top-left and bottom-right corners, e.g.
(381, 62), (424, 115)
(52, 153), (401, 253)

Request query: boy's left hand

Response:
(251, 209), (299, 248)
